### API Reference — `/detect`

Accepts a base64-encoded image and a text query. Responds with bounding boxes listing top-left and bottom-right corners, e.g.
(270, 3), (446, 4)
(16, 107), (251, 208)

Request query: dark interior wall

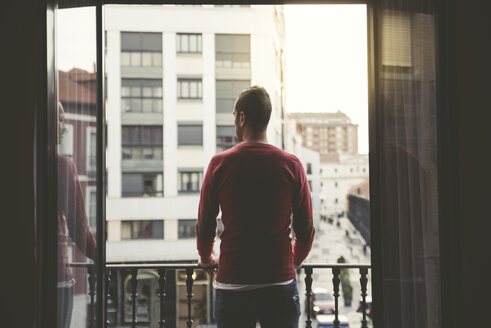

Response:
(0, 1), (43, 326)
(453, 0), (491, 325)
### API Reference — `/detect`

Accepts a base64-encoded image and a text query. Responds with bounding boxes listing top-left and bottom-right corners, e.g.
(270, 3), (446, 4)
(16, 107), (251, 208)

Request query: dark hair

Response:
(235, 85), (272, 132)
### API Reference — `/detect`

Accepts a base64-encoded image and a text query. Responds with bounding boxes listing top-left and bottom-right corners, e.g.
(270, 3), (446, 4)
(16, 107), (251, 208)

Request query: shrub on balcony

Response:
(337, 256), (353, 306)
(342, 282), (353, 307)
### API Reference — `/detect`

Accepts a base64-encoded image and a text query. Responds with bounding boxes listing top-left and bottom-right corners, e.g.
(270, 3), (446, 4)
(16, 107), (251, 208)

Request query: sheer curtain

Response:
(375, 0), (441, 327)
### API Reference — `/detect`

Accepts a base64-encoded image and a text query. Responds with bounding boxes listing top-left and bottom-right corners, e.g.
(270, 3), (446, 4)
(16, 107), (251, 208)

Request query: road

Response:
(296, 217), (372, 328)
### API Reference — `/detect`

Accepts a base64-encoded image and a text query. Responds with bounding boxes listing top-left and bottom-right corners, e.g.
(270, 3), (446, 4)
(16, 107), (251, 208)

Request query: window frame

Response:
(176, 33), (202, 54)
(121, 78), (163, 113)
(178, 219), (197, 239)
(121, 125), (163, 160)
(177, 124), (203, 146)
(178, 170), (204, 193)
(177, 78), (203, 100)
(120, 31), (162, 67)
(121, 172), (164, 197)
(120, 220), (164, 240)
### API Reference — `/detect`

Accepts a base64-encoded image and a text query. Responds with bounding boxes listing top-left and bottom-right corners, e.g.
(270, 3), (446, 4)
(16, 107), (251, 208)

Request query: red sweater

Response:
(196, 142), (315, 284)
(58, 154), (97, 283)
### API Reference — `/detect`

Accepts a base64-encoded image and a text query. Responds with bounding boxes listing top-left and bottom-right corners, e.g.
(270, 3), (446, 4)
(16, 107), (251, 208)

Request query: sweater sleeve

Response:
(291, 158), (315, 266)
(196, 157), (220, 262)
(66, 158), (97, 261)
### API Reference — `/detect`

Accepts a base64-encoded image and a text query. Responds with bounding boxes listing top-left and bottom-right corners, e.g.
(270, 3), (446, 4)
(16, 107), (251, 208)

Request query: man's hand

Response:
(198, 256), (219, 276)
(294, 261), (303, 270)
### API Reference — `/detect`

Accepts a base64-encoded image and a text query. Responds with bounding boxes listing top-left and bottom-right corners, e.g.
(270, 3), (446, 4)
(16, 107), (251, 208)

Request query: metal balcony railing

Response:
(72, 262), (371, 328)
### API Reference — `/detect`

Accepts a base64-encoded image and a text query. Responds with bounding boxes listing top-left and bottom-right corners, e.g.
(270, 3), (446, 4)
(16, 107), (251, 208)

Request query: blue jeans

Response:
(215, 279), (301, 328)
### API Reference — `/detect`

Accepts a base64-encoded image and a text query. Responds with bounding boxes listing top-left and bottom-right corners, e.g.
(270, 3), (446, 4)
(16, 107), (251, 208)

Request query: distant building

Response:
(346, 179), (370, 245)
(288, 111), (358, 161)
(319, 153), (369, 218)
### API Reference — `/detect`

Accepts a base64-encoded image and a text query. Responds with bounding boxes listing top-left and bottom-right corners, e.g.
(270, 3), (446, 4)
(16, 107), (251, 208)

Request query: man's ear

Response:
(240, 111), (246, 127)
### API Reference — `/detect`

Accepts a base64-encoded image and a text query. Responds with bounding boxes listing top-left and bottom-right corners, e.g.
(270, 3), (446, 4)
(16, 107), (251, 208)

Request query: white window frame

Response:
(86, 126), (97, 173)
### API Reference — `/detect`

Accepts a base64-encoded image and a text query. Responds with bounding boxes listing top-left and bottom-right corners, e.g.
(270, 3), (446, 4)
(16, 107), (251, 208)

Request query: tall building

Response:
(105, 4), (286, 262)
(288, 111), (358, 161)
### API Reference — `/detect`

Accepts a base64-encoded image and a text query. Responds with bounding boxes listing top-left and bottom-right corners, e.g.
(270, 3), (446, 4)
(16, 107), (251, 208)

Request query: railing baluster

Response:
(130, 268), (138, 328)
(185, 268), (194, 328)
(332, 267), (341, 328)
(360, 267), (368, 328)
(105, 269), (112, 328)
(304, 267), (313, 328)
(88, 265), (97, 328)
(158, 268), (167, 328)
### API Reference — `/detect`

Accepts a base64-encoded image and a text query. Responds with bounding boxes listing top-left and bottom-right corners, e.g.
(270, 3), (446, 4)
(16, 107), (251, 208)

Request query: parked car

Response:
(356, 295), (372, 319)
(316, 314), (350, 328)
(310, 288), (335, 316)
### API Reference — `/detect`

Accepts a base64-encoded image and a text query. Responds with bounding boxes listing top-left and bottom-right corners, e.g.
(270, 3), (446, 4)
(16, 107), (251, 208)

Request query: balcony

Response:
(73, 262), (371, 328)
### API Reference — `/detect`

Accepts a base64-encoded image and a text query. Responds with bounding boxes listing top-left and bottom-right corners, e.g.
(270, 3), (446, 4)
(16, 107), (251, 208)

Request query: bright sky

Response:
(57, 5), (369, 154)
(285, 4), (369, 153)
(56, 7), (97, 72)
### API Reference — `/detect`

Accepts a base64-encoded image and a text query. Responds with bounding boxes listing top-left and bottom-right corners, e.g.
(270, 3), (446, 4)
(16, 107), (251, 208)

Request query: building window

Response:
(335, 182), (338, 188)
(334, 198), (338, 204)
(178, 124), (203, 146)
(178, 219), (197, 239)
(121, 220), (164, 239)
(177, 79), (202, 100)
(86, 187), (97, 233)
(306, 163), (312, 175)
(176, 33), (202, 53)
(381, 12), (412, 67)
(122, 173), (163, 197)
(216, 80), (250, 113)
(86, 127), (97, 173)
(178, 170), (203, 193)
(215, 34), (250, 68)
(121, 32), (162, 67)
(122, 126), (163, 160)
(216, 125), (239, 151)
(121, 79), (162, 113)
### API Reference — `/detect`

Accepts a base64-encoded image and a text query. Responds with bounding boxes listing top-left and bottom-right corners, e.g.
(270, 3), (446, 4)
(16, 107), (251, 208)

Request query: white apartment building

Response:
(104, 5), (310, 263)
(320, 153), (369, 218)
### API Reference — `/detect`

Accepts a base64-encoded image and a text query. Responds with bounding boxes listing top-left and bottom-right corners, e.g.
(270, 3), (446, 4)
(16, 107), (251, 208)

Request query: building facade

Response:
(288, 111), (359, 161)
(105, 4), (287, 262)
(319, 153), (369, 218)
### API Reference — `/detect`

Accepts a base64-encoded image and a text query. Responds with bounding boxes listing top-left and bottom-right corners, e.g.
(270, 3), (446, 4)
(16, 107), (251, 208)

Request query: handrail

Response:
(72, 261), (371, 328)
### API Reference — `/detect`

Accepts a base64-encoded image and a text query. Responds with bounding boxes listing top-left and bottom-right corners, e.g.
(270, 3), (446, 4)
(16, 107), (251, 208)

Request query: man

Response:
(196, 86), (315, 328)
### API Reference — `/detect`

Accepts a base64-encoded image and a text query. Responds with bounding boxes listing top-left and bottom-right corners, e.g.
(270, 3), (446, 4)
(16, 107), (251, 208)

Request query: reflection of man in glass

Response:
(57, 102), (97, 328)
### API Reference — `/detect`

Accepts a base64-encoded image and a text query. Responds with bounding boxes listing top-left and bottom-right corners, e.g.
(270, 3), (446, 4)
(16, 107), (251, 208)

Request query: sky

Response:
(285, 5), (369, 153)
(57, 5), (369, 154)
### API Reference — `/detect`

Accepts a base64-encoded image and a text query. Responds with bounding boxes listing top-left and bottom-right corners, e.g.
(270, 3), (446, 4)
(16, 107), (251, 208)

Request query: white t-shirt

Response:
(213, 279), (294, 291)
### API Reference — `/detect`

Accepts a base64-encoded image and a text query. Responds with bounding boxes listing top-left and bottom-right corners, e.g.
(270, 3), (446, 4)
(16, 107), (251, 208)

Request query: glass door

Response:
(51, 2), (105, 327)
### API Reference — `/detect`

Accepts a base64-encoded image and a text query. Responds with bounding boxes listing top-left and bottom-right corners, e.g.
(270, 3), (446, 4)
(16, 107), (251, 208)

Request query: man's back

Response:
(197, 142), (314, 284)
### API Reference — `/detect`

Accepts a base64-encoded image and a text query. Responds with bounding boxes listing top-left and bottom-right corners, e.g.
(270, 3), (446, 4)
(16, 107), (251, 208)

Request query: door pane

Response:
(56, 6), (100, 328)
(375, 1), (441, 327)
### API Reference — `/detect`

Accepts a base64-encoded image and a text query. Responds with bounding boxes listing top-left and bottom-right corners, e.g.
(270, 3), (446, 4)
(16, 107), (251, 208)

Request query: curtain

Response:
(375, 0), (441, 327)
